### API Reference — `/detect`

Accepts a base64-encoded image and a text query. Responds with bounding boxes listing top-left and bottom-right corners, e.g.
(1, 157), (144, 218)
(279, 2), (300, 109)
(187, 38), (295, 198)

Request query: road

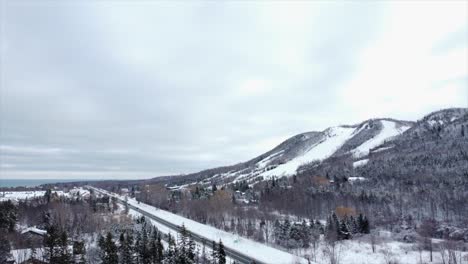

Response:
(87, 186), (265, 264)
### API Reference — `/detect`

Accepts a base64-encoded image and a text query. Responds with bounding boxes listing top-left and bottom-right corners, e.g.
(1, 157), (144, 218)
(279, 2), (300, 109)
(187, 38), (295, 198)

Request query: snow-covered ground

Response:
(353, 159), (369, 168)
(352, 120), (410, 158)
(10, 248), (45, 263)
(0, 190), (48, 201)
(0, 187), (89, 202)
(296, 236), (468, 264)
(93, 187), (308, 264)
(261, 127), (356, 178)
(256, 150), (285, 169)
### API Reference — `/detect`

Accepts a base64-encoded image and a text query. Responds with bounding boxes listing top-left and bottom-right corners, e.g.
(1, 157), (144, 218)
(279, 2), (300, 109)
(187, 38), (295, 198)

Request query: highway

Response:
(87, 186), (265, 264)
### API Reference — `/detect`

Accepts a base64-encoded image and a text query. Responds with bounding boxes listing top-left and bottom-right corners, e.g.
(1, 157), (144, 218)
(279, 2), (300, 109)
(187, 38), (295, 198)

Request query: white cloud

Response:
(338, 1), (467, 121)
(1, 1), (466, 179)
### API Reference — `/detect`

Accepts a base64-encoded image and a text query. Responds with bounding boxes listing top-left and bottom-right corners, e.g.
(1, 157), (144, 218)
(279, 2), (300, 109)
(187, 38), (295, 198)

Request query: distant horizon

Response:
(1, 106), (467, 181)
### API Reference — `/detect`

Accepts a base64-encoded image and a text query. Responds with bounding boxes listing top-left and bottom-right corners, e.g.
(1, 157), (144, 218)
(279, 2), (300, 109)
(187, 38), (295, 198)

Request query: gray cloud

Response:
(1, 1), (466, 179)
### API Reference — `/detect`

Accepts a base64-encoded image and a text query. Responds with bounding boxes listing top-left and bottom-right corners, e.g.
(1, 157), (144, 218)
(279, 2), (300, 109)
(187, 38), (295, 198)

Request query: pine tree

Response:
(362, 216), (370, 234)
(246, 219), (254, 238)
(338, 219), (350, 240)
(357, 214), (364, 233)
(200, 241), (208, 264)
(300, 220), (311, 248)
(325, 214), (336, 241)
(140, 223), (150, 264)
(166, 234), (176, 264)
(217, 240), (226, 264)
(44, 189), (52, 203)
(134, 229), (142, 263)
(0, 233), (11, 264)
(0, 200), (18, 232)
(119, 232), (133, 264)
(210, 241), (217, 264)
(73, 241), (86, 264)
(58, 230), (72, 264)
(99, 232), (119, 264)
(149, 228), (163, 264)
(44, 224), (61, 263)
(157, 233), (164, 263)
(348, 216), (358, 235)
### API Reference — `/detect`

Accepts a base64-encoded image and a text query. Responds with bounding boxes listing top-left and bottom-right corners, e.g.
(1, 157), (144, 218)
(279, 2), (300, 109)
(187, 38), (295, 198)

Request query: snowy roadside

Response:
(92, 187), (308, 264)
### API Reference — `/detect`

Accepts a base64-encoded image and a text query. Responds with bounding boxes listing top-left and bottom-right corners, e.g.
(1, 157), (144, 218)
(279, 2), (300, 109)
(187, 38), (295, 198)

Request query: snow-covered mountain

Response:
(159, 108), (467, 188)
(164, 117), (422, 187)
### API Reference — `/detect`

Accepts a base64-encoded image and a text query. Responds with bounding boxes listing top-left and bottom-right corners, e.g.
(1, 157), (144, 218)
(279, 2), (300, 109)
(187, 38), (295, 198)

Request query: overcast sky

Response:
(0, 1), (467, 179)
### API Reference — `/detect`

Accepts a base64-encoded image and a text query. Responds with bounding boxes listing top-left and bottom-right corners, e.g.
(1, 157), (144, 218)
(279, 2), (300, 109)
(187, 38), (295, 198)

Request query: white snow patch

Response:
(11, 248), (45, 263)
(348, 177), (366, 181)
(352, 159), (368, 168)
(256, 150), (284, 168)
(261, 126), (356, 178)
(352, 121), (409, 158)
(371, 146), (393, 153)
(21, 226), (47, 236)
(0, 190), (68, 202)
(428, 119), (444, 126)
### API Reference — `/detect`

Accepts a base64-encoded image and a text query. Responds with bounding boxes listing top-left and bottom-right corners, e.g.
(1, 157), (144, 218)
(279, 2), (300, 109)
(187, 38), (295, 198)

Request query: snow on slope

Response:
(352, 120), (410, 158)
(261, 126), (356, 178)
(256, 150), (284, 168)
(353, 159), (368, 168)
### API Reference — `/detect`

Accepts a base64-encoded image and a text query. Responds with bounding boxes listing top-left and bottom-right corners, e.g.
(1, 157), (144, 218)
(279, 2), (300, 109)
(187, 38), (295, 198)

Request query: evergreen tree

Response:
(348, 216), (358, 235)
(210, 241), (217, 264)
(281, 219), (291, 243)
(217, 240), (226, 264)
(119, 232), (133, 264)
(246, 219), (254, 238)
(58, 230), (72, 264)
(44, 189), (52, 203)
(300, 220), (311, 248)
(134, 229), (142, 263)
(0, 201), (17, 232)
(357, 214), (370, 234)
(200, 241), (208, 264)
(44, 224), (61, 263)
(362, 216), (370, 234)
(166, 234), (177, 264)
(325, 214), (337, 241)
(288, 224), (302, 248)
(140, 223), (150, 264)
(72, 241), (86, 264)
(0, 233), (11, 264)
(99, 232), (118, 264)
(338, 219), (350, 240)
(149, 228), (163, 264)
(176, 224), (193, 263)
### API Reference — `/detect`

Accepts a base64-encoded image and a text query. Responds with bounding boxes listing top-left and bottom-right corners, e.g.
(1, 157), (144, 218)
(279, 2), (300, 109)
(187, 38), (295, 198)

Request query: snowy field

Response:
(294, 236), (468, 264)
(0, 187), (89, 202)
(1, 190), (49, 201)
